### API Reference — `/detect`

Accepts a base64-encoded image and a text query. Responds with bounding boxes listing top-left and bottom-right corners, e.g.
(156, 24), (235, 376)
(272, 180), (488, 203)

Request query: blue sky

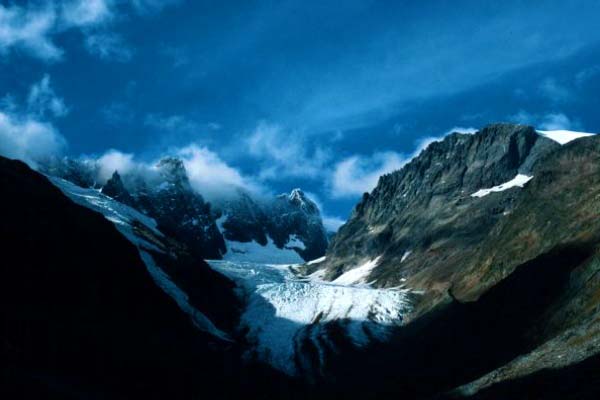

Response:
(2, 0), (600, 229)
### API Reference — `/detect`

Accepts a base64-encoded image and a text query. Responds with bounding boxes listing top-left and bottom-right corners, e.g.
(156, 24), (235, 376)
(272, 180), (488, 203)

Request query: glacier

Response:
(208, 259), (413, 376)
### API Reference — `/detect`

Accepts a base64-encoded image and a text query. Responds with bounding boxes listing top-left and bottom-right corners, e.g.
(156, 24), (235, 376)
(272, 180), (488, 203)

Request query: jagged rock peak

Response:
(101, 170), (136, 207)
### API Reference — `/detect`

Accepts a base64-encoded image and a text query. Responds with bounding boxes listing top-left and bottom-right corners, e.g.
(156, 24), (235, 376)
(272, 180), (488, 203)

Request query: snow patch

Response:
(332, 256), (382, 286)
(401, 251), (412, 263)
(307, 256), (326, 265)
(536, 129), (595, 145)
(471, 174), (533, 198)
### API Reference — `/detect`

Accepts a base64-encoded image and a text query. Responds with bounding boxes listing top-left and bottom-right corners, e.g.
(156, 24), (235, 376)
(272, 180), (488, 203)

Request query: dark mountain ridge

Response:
(42, 155), (328, 262)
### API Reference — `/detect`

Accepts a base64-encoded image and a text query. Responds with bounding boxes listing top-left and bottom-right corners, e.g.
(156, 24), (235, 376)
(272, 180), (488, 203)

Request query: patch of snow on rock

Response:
(536, 129), (595, 145)
(307, 256), (326, 265)
(471, 174), (533, 198)
(332, 256), (381, 286)
(401, 251), (412, 263)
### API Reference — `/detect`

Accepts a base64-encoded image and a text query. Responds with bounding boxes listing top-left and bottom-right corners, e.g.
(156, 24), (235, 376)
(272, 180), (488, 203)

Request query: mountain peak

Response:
(156, 157), (190, 188)
(101, 169), (136, 206)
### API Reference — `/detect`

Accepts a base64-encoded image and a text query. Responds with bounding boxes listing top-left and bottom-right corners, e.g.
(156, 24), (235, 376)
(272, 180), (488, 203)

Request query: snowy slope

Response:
(536, 129), (595, 145)
(50, 177), (229, 340)
(208, 259), (413, 375)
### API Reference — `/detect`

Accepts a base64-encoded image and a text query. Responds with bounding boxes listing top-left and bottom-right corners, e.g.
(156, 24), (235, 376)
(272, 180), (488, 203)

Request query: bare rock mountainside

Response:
(307, 123), (600, 398)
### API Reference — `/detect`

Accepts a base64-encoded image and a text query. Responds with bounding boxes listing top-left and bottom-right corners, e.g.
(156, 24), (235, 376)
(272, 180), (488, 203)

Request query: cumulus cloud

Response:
(96, 149), (136, 182)
(27, 74), (69, 117)
(330, 151), (406, 198)
(0, 3), (61, 61)
(246, 121), (331, 181)
(0, 110), (66, 166)
(177, 144), (259, 200)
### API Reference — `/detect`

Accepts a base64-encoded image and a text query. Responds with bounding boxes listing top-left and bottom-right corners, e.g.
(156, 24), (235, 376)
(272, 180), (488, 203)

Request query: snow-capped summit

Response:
(283, 188), (320, 216)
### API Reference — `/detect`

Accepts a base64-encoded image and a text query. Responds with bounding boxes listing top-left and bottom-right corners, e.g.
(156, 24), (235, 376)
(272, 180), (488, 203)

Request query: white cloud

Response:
(177, 144), (259, 200)
(0, 0), (179, 62)
(85, 32), (133, 62)
(330, 151), (406, 198)
(27, 74), (69, 117)
(96, 149), (136, 182)
(0, 4), (62, 61)
(60, 0), (113, 28)
(0, 110), (66, 167)
(246, 121), (330, 180)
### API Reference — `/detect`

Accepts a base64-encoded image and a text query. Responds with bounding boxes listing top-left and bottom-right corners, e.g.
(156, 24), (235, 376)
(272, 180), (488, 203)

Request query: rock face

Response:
(308, 123), (600, 398)
(321, 124), (560, 307)
(132, 157), (226, 260)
